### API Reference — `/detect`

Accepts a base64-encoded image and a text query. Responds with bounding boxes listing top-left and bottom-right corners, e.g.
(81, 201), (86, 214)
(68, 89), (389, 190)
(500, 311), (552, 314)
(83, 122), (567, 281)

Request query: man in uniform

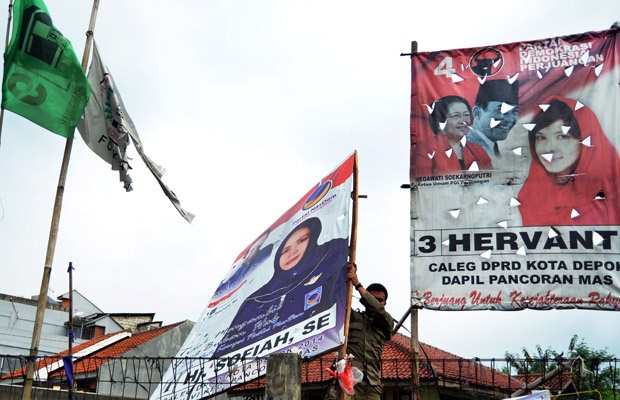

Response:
(326, 263), (394, 400)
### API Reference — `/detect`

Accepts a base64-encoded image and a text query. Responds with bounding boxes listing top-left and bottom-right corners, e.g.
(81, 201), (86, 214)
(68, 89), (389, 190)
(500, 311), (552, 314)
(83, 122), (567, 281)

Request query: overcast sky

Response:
(1, 0), (619, 360)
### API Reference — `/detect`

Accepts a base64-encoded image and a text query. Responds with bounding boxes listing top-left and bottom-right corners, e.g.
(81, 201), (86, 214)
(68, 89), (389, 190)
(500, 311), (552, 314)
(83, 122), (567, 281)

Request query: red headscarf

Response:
(518, 96), (620, 226)
(412, 133), (493, 176)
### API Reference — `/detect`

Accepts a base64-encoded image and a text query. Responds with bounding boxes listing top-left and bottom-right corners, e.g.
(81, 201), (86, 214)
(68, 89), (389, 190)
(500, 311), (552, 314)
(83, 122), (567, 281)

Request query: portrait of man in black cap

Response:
(466, 79), (519, 164)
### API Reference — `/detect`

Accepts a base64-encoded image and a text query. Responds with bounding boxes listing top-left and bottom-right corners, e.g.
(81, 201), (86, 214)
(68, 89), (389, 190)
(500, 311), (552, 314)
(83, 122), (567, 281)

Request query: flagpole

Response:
(21, 2), (100, 400)
(0, 0), (14, 147)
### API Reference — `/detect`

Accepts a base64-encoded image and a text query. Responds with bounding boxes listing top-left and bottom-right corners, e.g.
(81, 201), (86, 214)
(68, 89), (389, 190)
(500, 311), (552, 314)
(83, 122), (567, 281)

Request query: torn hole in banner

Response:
(451, 73), (464, 83)
(594, 63), (604, 76)
(425, 102), (436, 114)
(575, 100), (585, 111)
(593, 232), (604, 246)
(467, 161), (479, 172)
(501, 102), (515, 114)
(541, 153), (553, 162)
(522, 123), (536, 132)
(594, 190), (605, 200)
(507, 72), (519, 84)
(581, 136), (591, 147)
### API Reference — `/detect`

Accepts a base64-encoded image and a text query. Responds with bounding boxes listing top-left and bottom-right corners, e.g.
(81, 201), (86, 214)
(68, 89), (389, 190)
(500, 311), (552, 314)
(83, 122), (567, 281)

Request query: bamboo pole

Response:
(334, 152), (359, 400)
(21, 3), (100, 400)
(339, 151), (359, 359)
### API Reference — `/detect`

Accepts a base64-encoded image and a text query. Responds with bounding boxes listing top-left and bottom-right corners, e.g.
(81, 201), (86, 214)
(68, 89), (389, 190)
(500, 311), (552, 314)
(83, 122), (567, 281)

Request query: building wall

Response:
(97, 321), (196, 399)
(111, 315), (154, 332)
(74, 315), (125, 340)
(61, 291), (104, 317)
(0, 294), (72, 358)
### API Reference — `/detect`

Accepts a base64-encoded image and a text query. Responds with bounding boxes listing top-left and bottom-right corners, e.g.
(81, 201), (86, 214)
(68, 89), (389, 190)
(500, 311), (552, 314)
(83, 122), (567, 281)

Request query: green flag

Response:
(1, 0), (90, 138)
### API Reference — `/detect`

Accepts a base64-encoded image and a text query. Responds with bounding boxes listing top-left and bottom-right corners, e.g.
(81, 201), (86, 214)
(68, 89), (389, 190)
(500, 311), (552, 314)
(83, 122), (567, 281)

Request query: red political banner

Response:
(409, 27), (620, 311)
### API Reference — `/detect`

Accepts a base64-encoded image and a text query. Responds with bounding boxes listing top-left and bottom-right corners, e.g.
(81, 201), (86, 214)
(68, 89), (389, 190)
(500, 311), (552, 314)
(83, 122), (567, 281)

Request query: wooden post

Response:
(411, 307), (421, 400)
(408, 40), (421, 400)
(265, 353), (301, 400)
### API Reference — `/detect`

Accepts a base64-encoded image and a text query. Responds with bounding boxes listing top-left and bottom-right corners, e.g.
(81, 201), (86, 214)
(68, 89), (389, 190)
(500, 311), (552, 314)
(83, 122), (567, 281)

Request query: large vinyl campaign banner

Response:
(152, 154), (354, 399)
(410, 28), (620, 311)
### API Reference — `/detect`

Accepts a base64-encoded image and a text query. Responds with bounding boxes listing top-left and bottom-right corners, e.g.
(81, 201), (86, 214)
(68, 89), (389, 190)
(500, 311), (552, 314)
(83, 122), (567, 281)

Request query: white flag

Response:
(78, 42), (195, 223)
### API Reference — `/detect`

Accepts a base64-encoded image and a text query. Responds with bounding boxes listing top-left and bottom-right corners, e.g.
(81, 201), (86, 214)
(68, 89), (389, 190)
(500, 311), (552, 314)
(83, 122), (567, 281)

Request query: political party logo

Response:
(304, 287), (323, 310)
(469, 47), (504, 77)
(302, 180), (332, 210)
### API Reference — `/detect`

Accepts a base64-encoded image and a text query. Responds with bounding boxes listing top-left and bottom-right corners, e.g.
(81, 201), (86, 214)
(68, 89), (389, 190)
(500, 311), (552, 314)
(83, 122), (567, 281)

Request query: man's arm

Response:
(347, 263), (394, 337)
(359, 291), (394, 338)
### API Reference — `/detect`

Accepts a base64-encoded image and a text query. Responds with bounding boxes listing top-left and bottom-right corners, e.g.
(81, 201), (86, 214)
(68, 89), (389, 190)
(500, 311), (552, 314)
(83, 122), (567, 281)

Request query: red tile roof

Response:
(2, 322), (184, 380)
(231, 333), (525, 392)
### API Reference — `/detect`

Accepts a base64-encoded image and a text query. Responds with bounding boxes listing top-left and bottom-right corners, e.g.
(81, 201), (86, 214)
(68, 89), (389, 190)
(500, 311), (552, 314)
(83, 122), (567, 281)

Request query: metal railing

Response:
(0, 355), (617, 400)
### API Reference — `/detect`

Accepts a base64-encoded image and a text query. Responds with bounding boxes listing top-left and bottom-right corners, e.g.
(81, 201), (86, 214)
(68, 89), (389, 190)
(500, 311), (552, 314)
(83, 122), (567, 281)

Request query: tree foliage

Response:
(503, 335), (618, 400)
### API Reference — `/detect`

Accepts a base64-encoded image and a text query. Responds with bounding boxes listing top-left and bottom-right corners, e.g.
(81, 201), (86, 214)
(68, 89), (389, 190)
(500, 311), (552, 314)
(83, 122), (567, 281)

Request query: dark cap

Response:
(475, 79), (519, 107)
(367, 283), (388, 300)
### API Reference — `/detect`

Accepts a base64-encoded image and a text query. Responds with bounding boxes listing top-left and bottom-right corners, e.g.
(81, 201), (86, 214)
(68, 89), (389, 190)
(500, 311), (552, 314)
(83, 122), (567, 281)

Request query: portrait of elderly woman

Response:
(518, 96), (620, 226)
(412, 95), (493, 176)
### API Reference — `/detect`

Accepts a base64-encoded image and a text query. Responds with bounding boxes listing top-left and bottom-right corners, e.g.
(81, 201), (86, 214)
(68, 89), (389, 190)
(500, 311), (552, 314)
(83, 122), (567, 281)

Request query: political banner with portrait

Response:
(409, 27), (620, 311)
(151, 153), (355, 399)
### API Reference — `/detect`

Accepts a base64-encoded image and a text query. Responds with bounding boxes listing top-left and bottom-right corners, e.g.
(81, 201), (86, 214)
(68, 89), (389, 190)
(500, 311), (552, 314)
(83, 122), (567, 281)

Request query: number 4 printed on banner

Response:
(434, 57), (456, 78)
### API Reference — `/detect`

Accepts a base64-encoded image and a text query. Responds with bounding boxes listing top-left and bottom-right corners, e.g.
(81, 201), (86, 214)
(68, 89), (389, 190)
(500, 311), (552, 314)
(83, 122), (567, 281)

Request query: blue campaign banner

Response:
(152, 153), (355, 399)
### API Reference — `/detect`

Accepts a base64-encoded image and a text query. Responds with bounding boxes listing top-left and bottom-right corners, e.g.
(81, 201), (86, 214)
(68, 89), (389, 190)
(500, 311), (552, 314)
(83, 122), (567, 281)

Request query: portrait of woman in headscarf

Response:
(213, 217), (349, 357)
(518, 96), (620, 226)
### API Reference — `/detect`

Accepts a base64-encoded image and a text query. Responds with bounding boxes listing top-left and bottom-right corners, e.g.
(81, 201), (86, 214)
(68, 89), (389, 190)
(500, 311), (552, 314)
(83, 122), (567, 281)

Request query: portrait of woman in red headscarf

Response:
(518, 96), (620, 226)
